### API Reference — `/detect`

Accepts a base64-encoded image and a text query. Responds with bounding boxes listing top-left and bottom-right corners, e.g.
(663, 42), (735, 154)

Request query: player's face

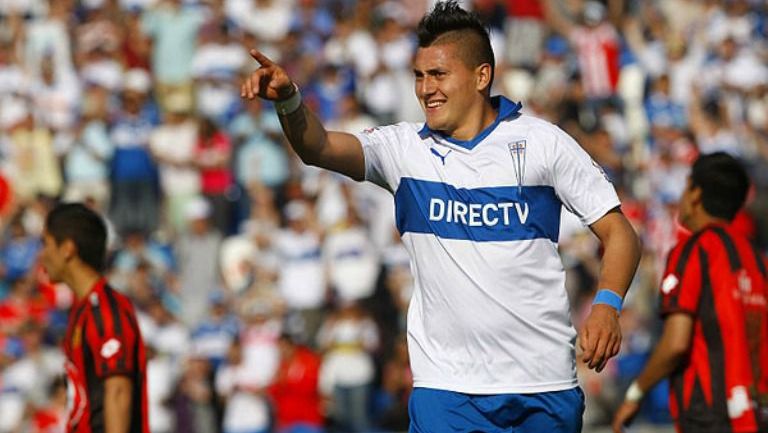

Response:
(414, 43), (480, 138)
(678, 178), (699, 230)
(40, 230), (66, 283)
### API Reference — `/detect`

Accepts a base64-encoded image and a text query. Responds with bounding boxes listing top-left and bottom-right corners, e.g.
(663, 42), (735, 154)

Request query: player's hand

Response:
(611, 400), (640, 432)
(580, 304), (621, 372)
(241, 49), (295, 102)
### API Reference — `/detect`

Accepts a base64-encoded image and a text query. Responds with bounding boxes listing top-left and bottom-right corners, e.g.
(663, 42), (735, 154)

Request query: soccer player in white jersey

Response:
(241, 1), (641, 431)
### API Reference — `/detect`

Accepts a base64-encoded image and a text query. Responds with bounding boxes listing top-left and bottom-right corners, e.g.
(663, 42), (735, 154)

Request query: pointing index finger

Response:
(250, 49), (274, 67)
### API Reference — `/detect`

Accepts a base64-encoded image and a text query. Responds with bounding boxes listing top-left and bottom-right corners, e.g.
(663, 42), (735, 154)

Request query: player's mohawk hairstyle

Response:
(416, 0), (490, 48)
(415, 0), (495, 86)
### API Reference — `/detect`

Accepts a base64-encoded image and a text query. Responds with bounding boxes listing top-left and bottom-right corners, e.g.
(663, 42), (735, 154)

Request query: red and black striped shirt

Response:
(660, 223), (768, 433)
(63, 279), (149, 433)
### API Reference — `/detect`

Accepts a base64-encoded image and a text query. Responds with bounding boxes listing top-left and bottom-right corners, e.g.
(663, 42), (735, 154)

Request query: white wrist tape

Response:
(274, 84), (301, 115)
(625, 381), (644, 403)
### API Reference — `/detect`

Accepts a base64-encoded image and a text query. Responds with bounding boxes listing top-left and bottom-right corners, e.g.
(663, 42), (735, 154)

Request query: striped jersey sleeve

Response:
(660, 234), (705, 316)
(83, 287), (141, 378)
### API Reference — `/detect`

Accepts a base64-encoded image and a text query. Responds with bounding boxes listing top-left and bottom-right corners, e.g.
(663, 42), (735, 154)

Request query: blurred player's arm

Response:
(581, 208), (641, 372)
(611, 313), (694, 432)
(241, 49), (365, 181)
(104, 375), (133, 433)
(543, 0), (575, 37)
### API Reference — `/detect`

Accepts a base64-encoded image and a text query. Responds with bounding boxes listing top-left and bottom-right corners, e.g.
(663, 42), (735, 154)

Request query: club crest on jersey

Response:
(734, 269), (766, 306)
(100, 338), (121, 359)
(661, 274), (679, 295)
(507, 140), (527, 191)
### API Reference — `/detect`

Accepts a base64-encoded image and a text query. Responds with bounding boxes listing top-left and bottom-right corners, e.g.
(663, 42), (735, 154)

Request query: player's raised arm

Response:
(241, 49), (366, 181)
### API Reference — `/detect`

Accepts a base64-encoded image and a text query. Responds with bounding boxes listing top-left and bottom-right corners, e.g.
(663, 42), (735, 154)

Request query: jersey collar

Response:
(418, 96), (523, 151)
(73, 277), (107, 308)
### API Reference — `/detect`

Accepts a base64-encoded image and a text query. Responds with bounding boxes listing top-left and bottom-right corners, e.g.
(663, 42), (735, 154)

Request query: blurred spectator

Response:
(317, 302), (379, 433)
(688, 89), (742, 157)
(546, 0), (621, 113)
(503, 0), (545, 70)
(215, 340), (269, 433)
(191, 20), (246, 124)
(29, 55), (80, 155)
(323, 203), (379, 303)
(146, 344), (178, 433)
(194, 117), (234, 235)
(175, 197), (222, 327)
(145, 299), (191, 359)
(149, 101), (200, 234)
(0, 275), (50, 336)
(121, 9), (152, 70)
(225, 0), (293, 45)
(190, 293), (240, 371)
(30, 377), (67, 433)
(323, 16), (379, 82)
(0, 42), (25, 98)
(327, 94), (377, 134)
(238, 301), (282, 389)
(63, 84), (113, 210)
(175, 353), (217, 433)
(3, 102), (62, 202)
(1, 321), (63, 408)
(141, 0), (205, 114)
(0, 218), (41, 284)
(23, 0), (75, 82)
(269, 333), (325, 433)
(274, 199), (327, 341)
(289, 0), (335, 55)
(108, 68), (161, 236)
(110, 230), (173, 293)
(375, 334), (411, 431)
(230, 100), (288, 219)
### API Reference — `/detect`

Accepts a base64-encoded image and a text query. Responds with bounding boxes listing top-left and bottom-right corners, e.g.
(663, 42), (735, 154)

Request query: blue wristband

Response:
(592, 289), (623, 312)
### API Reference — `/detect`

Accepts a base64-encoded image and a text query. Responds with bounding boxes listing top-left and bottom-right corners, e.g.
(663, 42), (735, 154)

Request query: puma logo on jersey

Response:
(430, 147), (451, 165)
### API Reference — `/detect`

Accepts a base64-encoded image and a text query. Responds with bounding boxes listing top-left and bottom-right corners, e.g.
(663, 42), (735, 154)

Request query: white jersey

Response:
(355, 97), (620, 394)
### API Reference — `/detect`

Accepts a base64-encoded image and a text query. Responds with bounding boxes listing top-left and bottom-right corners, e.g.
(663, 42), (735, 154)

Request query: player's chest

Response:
(405, 138), (548, 189)
(64, 310), (89, 357)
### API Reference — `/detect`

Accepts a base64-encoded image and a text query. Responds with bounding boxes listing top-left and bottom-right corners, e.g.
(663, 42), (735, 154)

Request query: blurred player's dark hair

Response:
(45, 203), (108, 272)
(690, 152), (750, 221)
(416, 0), (495, 88)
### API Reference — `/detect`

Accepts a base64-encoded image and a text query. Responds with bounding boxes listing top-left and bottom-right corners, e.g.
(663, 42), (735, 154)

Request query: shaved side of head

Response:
(432, 30), (494, 77)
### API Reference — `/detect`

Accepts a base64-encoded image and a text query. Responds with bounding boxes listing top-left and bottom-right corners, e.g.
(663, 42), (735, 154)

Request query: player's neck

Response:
(449, 98), (497, 141)
(65, 265), (103, 301)
(689, 213), (729, 233)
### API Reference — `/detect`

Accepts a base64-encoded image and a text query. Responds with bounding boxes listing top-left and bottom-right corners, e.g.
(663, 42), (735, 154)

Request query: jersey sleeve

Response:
(353, 124), (409, 193)
(659, 238), (703, 316)
(547, 126), (621, 225)
(84, 294), (141, 378)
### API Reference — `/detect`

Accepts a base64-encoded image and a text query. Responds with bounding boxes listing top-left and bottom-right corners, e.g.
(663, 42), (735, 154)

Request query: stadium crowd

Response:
(0, 0), (766, 432)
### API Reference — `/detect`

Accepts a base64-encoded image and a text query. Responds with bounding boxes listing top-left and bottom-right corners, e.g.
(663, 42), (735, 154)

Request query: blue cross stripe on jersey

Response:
(394, 177), (562, 242)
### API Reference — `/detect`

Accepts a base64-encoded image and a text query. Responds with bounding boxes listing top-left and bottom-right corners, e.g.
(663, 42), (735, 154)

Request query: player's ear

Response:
(475, 63), (492, 93)
(690, 185), (703, 207)
(60, 238), (77, 261)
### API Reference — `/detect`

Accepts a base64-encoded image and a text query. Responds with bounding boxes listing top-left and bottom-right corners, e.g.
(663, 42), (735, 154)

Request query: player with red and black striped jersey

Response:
(613, 152), (768, 433)
(41, 203), (149, 433)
